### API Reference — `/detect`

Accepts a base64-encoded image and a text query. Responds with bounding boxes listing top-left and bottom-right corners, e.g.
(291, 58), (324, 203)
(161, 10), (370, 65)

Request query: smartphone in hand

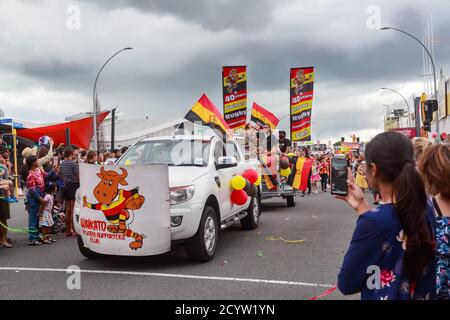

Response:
(330, 156), (348, 196)
(53, 156), (59, 167)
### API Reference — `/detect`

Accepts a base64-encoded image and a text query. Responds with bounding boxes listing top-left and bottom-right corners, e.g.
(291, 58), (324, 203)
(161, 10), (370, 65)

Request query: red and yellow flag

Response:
(290, 157), (313, 191)
(250, 102), (279, 129)
(185, 94), (232, 136)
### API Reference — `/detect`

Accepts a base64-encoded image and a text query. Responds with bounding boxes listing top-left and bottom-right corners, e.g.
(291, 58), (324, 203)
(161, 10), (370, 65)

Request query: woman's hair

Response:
(63, 146), (74, 159)
(85, 150), (97, 163)
(26, 155), (38, 169)
(418, 144), (450, 199)
(365, 131), (434, 281)
(412, 137), (431, 163)
(45, 182), (57, 194)
(37, 146), (48, 159)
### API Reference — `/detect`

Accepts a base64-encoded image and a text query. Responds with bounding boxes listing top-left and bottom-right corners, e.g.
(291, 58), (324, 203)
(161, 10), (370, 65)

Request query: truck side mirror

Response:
(216, 156), (237, 169)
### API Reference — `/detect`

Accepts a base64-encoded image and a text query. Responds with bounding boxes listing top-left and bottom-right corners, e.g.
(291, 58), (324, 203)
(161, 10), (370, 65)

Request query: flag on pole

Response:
(250, 102), (280, 129)
(185, 94), (232, 136)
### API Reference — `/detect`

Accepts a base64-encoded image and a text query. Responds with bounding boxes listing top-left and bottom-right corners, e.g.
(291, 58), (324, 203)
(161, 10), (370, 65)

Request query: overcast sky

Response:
(1, 0), (449, 142)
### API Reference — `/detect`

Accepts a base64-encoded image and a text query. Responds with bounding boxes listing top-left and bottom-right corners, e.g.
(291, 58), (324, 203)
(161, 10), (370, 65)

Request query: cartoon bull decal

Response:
(83, 167), (145, 250)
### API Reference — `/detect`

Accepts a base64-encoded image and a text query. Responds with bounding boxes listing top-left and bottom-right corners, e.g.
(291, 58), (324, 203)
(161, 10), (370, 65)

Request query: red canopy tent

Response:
(16, 111), (110, 149)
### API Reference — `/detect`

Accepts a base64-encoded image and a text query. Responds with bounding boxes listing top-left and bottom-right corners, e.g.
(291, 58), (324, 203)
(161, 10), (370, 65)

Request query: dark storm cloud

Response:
(78, 0), (277, 31)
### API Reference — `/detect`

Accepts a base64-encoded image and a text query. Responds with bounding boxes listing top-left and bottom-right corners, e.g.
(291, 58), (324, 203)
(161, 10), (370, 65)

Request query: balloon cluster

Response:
(230, 168), (261, 205)
(279, 155), (293, 177)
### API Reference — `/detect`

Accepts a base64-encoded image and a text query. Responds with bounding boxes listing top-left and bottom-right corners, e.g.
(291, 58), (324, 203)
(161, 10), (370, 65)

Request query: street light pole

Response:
(380, 27), (439, 134)
(381, 87), (411, 127)
(93, 47), (133, 152)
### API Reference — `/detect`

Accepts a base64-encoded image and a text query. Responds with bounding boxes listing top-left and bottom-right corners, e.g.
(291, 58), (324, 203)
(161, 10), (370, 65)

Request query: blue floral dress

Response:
(338, 203), (437, 300)
(433, 197), (450, 300)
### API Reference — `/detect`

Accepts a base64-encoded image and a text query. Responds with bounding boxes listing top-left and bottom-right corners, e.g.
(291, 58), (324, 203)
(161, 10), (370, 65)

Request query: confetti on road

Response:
(285, 218), (291, 221)
(220, 260), (228, 266)
(257, 250), (263, 257)
(312, 215), (318, 219)
(266, 236), (305, 244)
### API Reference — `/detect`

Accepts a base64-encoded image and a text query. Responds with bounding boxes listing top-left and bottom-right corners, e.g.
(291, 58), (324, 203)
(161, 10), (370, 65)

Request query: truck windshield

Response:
(117, 140), (211, 167)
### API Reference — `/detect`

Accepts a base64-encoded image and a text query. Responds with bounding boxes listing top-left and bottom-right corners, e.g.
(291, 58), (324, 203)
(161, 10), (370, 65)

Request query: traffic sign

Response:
(13, 122), (23, 129)
(0, 118), (13, 124)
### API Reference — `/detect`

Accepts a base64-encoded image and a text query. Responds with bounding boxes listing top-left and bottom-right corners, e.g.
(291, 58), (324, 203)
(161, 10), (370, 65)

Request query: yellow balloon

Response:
(231, 176), (246, 190)
(254, 175), (261, 186)
(280, 167), (291, 177)
(124, 159), (132, 166)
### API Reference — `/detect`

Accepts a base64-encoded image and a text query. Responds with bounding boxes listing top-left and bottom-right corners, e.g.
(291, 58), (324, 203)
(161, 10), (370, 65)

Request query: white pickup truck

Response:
(76, 134), (261, 262)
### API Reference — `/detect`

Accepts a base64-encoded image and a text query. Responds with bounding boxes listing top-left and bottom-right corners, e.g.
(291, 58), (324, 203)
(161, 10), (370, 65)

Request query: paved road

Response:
(0, 192), (362, 300)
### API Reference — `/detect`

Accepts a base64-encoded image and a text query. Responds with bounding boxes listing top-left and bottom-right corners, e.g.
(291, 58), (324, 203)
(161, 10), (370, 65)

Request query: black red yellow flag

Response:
(185, 94), (232, 136)
(250, 102), (279, 130)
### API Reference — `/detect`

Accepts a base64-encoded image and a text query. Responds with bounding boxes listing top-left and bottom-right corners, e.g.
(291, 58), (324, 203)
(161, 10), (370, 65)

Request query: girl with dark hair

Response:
(337, 131), (436, 300)
(26, 155), (46, 246)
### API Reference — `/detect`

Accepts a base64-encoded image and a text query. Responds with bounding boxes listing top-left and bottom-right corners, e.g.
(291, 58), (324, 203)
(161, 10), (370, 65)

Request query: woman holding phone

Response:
(336, 131), (436, 300)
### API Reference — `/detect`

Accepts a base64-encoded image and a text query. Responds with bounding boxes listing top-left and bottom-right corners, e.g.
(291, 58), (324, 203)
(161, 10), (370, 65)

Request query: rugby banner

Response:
(290, 67), (314, 141)
(222, 66), (247, 129)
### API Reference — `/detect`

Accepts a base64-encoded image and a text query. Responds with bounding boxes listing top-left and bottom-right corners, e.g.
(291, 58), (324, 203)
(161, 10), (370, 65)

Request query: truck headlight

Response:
(169, 185), (195, 205)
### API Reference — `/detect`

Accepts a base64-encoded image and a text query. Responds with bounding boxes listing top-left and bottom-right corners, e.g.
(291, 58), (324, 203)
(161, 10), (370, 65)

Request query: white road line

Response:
(0, 267), (335, 288)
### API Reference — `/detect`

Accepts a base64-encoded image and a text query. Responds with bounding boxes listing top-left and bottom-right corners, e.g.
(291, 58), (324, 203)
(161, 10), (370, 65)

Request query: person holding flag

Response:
(288, 147), (313, 195)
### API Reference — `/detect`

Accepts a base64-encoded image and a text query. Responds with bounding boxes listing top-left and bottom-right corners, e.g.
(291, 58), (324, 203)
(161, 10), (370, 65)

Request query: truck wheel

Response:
(241, 196), (261, 230)
(286, 195), (296, 207)
(186, 206), (219, 262)
(77, 235), (103, 259)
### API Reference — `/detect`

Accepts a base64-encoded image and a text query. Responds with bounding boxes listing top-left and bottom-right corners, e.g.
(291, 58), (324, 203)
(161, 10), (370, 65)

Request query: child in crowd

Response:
(355, 164), (368, 192)
(39, 183), (56, 244)
(310, 160), (321, 194)
(0, 161), (17, 203)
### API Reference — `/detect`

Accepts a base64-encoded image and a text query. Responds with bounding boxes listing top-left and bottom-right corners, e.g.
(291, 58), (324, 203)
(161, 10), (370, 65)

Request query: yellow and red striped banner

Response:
(223, 66), (247, 129)
(290, 67), (314, 142)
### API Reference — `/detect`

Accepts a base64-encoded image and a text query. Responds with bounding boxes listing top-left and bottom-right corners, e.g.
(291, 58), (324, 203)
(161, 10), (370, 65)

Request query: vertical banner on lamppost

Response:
(222, 66), (247, 129)
(290, 67), (314, 141)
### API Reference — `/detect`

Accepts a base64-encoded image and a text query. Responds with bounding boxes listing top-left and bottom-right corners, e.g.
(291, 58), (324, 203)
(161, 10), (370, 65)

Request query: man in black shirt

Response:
(278, 130), (292, 154)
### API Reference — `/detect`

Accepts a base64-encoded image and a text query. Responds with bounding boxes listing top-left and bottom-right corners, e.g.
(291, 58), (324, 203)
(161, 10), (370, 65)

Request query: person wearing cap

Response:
(278, 130), (292, 154)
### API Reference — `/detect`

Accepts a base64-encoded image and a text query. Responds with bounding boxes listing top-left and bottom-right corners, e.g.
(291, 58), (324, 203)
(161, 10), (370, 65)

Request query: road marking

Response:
(0, 267), (334, 288)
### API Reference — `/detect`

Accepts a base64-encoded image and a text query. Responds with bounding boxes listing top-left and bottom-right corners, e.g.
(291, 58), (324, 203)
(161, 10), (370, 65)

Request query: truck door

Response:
(213, 140), (234, 220)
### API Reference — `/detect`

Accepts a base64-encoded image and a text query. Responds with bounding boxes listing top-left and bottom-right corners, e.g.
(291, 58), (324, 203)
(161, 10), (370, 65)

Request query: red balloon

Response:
(242, 168), (259, 184)
(231, 189), (248, 205)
